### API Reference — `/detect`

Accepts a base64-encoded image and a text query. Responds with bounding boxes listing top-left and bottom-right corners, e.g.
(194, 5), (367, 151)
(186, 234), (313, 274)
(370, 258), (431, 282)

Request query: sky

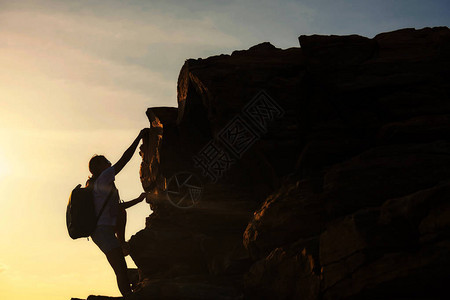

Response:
(0, 0), (449, 299)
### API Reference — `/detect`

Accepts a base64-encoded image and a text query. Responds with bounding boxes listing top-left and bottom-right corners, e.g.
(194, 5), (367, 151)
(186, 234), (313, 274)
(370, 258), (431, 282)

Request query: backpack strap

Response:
(95, 184), (116, 224)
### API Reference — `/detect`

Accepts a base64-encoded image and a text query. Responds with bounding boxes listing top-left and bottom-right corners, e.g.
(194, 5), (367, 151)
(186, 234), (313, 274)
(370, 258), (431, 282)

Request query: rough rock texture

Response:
(244, 27), (450, 300)
(129, 41), (306, 291)
(105, 26), (450, 300)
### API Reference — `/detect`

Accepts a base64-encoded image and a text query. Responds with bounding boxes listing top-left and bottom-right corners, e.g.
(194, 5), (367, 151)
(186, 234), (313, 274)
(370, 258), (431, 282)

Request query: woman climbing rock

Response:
(86, 129), (148, 297)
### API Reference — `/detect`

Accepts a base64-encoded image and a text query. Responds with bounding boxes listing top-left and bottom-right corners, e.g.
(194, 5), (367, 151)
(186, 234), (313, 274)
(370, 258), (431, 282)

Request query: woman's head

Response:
(88, 155), (111, 178)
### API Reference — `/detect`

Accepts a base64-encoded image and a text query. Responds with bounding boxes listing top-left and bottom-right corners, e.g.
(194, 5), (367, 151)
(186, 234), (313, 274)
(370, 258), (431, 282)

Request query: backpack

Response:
(66, 183), (114, 239)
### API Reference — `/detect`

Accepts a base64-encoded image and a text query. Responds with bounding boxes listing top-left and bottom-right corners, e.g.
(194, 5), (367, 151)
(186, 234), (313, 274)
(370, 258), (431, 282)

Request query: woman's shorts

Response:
(91, 225), (120, 254)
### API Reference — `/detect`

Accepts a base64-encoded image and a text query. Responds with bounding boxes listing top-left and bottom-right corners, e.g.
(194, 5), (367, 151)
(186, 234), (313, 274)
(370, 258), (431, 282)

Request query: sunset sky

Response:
(0, 0), (449, 299)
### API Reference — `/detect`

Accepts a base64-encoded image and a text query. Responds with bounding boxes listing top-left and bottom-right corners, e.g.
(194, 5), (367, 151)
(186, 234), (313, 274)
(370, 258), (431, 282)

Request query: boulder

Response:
(242, 26), (450, 300)
(122, 26), (450, 300)
(322, 141), (450, 218)
(244, 178), (324, 260)
(323, 241), (450, 300)
(130, 41), (309, 286)
(244, 247), (320, 300)
(320, 181), (450, 299)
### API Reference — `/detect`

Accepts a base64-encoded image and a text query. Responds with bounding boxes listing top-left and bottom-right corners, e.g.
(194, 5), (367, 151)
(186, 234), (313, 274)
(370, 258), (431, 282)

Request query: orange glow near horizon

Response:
(0, 128), (154, 299)
(0, 7), (176, 298)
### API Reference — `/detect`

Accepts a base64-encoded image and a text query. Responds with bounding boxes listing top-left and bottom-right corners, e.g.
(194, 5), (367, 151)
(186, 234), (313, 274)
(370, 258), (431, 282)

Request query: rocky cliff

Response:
(117, 27), (450, 300)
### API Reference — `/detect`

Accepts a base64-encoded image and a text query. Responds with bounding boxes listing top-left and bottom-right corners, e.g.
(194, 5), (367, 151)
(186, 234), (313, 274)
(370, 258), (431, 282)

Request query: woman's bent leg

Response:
(116, 207), (130, 255)
(105, 247), (131, 297)
(116, 207), (127, 245)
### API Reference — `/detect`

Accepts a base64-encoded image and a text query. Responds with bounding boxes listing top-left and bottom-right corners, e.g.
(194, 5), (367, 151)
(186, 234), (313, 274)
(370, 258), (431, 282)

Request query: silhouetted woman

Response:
(86, 129), (147, 297)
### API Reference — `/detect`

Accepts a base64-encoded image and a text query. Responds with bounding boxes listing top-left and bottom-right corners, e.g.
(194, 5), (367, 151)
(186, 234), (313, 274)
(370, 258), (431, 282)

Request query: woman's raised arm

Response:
(113, 129), (148, 175)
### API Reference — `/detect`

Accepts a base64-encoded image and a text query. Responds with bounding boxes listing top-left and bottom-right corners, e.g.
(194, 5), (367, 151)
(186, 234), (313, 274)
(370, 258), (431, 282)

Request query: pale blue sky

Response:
(5, 1), (449, 78)
(1, 0), (448, 130)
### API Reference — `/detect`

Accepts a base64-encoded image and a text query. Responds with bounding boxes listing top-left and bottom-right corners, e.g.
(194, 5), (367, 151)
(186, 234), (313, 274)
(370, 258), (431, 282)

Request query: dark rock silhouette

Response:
(81, 26), (450, 300)
(243, 26), (450, 300)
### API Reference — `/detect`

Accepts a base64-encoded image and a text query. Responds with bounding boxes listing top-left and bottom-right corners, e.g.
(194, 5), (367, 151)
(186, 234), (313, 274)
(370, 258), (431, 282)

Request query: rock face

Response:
(125, 27), (450, 300)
